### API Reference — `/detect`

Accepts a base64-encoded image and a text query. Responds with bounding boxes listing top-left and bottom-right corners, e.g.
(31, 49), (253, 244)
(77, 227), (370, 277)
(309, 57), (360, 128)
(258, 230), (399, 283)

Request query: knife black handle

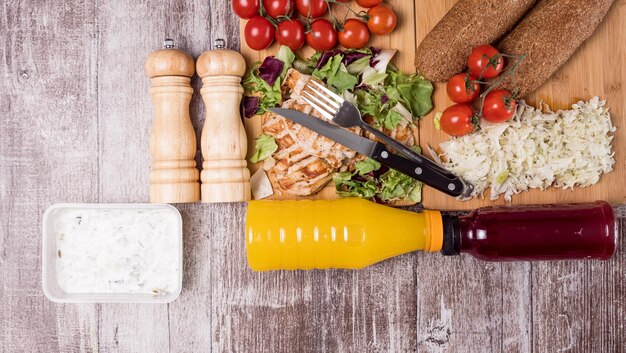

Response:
(361, 123), (465, 182)
(371, 144), (468, 198)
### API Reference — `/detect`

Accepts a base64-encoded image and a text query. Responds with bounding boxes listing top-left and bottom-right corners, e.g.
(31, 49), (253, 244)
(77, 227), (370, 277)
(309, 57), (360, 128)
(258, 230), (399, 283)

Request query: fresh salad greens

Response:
(308, 47), (434, 129)
(334, 158), (422, 203)
(243, 46), (432, 204)
(242, 47), (295, 117)
(249, 134), (278, 163)
(243, 46), (434, 128)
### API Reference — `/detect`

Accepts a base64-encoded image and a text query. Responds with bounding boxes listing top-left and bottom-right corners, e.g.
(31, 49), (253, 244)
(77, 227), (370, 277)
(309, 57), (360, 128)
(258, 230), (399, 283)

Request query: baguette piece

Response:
(498, 0), (615, 97)
(415, 0), (536, 82)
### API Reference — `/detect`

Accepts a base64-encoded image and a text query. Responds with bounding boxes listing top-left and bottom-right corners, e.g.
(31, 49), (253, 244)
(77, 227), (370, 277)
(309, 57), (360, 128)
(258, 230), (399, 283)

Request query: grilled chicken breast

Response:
(262, 70), (358, 196)
(262, 68), (418, 197)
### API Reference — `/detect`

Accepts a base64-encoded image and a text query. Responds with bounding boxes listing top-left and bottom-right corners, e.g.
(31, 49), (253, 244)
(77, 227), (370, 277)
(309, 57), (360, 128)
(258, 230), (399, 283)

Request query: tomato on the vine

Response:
(468, 45), (505, 79)
(367, 5), (397, 35)
(263, 0), (295, 19)
(356, 0), (383, 8)
(338, 19), (370, 49)
(440, 103), (476, 137)
(306, 19), (338, 51)
(244, 16), (276, 50)
(482, 89), (517, 123)
(295, 0), (327, 18)
(276, 19), (305, 51)
(233, 0), (261, 19)
(447, 73), (480, 103)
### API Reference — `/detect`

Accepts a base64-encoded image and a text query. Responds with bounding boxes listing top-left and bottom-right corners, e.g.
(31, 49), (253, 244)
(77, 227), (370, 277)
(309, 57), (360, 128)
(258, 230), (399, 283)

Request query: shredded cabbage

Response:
(435, 97), (616, 201)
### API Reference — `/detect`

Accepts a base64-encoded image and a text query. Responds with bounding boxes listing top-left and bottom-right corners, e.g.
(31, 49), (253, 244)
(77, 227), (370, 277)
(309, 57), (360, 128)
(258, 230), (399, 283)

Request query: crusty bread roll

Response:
(415, 0), (537, 82)
(498, 0), (615, 97)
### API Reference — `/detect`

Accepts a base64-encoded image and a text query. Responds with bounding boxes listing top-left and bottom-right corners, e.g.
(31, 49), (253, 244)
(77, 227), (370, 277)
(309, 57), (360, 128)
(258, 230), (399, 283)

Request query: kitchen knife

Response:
(270, 108), (472, 198)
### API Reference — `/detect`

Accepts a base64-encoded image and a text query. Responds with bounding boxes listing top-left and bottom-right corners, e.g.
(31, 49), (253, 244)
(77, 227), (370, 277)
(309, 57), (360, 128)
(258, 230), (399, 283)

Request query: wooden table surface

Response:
(1, 1), (624, 352)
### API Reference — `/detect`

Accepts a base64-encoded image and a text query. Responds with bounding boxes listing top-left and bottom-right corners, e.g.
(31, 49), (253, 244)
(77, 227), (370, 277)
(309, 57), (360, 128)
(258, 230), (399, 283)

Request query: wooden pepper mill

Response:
(196, 39), (251, 203)
(145, 39), (200, 203)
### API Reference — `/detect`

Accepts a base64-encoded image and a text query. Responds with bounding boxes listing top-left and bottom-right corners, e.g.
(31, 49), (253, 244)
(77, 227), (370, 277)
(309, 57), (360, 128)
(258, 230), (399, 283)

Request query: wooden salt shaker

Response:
(145, 39), (200, 203)
(196, 39), (251, 203)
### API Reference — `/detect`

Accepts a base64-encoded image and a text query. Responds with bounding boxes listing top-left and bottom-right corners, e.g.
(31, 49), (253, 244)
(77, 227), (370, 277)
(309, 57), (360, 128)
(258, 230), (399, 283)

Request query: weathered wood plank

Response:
(0, 0), (99, 352)
(161, 1), (215, 352)
(531, 216), (626, 353)
(209, 201), (419, 353)
(95, 1), (171, 351)
(416, 256), (503, 352)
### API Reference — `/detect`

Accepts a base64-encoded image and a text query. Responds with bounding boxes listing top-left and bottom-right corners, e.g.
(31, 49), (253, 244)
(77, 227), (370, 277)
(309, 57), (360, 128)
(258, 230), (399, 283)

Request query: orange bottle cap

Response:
(423, 210), (443, 252)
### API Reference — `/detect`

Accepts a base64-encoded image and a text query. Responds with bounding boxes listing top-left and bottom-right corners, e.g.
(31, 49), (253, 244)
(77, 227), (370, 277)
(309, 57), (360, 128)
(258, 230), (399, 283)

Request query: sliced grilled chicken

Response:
(262, 70), (359, 196)
(262, 68), (419, 198)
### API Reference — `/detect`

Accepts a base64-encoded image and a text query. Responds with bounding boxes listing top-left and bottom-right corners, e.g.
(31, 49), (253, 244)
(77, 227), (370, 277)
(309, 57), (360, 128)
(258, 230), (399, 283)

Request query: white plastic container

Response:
(42, 203), (183, 303)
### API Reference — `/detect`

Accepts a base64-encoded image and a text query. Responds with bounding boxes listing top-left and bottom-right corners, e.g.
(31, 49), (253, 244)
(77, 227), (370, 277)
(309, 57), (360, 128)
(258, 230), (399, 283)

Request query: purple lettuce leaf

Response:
(315, 50), (342, 69)
(259, 56), (284, 86)
(372, 165), (390, 178)
(369, 47), (382, 67)
(243, 96), (260, 118)
(342, 51), (369, 66)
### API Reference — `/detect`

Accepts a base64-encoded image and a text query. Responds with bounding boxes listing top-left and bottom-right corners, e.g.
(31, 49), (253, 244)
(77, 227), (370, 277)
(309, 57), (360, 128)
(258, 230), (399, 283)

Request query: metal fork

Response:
(302, 80), (429, 163)
(300, 80), (466, 186)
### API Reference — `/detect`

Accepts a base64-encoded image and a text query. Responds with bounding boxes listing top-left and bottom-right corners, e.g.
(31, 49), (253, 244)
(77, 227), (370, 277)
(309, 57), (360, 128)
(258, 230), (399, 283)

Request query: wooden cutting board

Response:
(240, 0), (626, 210)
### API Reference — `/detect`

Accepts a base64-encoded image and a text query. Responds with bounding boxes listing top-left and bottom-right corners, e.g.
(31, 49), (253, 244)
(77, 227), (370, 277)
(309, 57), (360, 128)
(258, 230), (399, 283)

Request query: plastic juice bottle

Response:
(245, 198), (617, 271)
(442, 202), (617, 261)
(246, 198), (443, 270)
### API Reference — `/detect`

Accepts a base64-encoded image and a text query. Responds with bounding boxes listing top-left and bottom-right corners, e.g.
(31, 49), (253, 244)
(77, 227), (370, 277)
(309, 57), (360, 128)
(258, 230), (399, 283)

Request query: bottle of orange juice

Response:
(245, 198), (616, 271)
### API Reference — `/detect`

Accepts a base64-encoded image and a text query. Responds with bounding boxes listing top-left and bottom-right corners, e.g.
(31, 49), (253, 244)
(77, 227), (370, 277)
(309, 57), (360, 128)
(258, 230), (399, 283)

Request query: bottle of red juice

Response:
(442, 201), (617, 261)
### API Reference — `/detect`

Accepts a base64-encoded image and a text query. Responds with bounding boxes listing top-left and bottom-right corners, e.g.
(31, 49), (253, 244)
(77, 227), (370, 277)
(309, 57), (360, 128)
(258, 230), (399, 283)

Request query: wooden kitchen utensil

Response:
(145, 39), (200, 204)
(196, 39), (251, 203)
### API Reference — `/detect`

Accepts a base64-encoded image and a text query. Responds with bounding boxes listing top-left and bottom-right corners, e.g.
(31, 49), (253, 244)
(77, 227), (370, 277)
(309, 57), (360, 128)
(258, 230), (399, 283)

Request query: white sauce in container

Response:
(53, 207), (180, 295)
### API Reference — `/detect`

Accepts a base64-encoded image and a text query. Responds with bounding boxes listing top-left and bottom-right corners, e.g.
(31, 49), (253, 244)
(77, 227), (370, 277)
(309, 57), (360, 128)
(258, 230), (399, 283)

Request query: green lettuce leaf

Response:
(408, 181), (422, 203)
(354, 90), (383, 119)
(334, 158), (422, 203)
(361, 67), (387, 86)
(410, 145), (422, 153)
(249, 134), (278, 163)
(312, 54), (341, 81)
(388, 70), (434, 117)
(383, 110), (403, 130)
(293, 58), (314, 75)
(346, 56), (372, 74)
(354, 158), (381, 175)
(242, 63), (282, 116)
(433, 112), (442, 130)
(276, 45), (296, 77)
(378, 170), (421, 201)
(313, 55), (358, 94)
(333, 172), (378, 198)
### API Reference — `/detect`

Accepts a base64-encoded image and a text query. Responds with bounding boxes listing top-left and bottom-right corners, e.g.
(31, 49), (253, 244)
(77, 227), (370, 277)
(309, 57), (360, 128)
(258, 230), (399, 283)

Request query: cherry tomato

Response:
(306, 19), (338, 51)
(295, 0), (327, 18)
(263, 0), (295, 19)
(367, 5), (397, 35)
(245, 16), (276, 50)
(276, 20), (305, 51)
(232, 0), (261, 19)
(356, 0), (383, 7)
(446, 73), (480, 104)
(338, 19), (370, 49)
(482, 89), (517, 123)
(440, 103), (476, 137)
(467, 45), (505, 79)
